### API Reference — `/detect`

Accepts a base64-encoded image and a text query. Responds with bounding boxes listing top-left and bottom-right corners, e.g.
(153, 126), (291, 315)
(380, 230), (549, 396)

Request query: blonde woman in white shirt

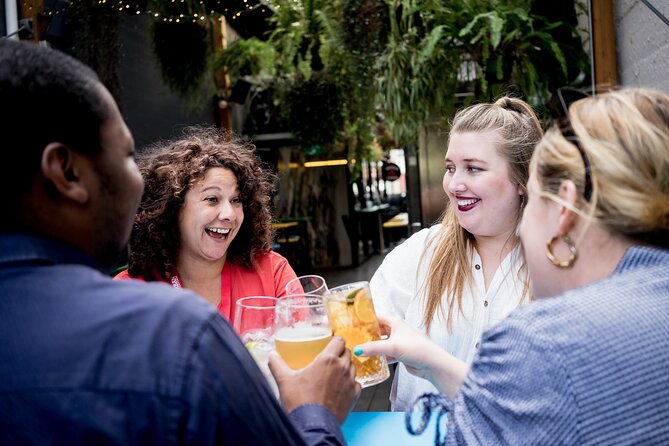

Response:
(370, 97), (543, 411)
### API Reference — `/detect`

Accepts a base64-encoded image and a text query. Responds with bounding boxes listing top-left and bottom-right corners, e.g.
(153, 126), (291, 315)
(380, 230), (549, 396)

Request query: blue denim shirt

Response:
(0, 234), (344, 445)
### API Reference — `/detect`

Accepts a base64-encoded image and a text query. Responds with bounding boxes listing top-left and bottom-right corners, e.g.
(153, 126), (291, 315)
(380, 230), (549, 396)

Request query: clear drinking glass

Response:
(233, 296), (279, 397)
(325, 281), (390, 387)
(274, 294), (332, 370)
(285, 275), (329, 296)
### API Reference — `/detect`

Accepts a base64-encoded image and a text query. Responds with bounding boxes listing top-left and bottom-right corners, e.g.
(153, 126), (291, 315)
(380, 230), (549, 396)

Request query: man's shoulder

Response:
(1, 261), (234, 394)
(7, 261), (221, 345)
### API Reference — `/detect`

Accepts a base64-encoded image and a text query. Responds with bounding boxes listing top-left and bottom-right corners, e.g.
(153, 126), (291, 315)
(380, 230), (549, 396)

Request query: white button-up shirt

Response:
(370, 225), (526, 411)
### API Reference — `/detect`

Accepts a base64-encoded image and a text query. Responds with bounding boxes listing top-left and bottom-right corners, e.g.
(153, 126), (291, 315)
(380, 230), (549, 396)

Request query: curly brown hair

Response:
(127, 126), (276, 281)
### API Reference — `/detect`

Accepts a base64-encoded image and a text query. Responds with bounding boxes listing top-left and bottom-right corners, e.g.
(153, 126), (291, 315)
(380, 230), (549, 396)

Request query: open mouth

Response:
(457, 198), (480, 212)
(205, 227), (231, 240)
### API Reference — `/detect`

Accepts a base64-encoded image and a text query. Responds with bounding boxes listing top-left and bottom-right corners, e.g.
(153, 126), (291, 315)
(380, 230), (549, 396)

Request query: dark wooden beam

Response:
(591, 0), (619, 92)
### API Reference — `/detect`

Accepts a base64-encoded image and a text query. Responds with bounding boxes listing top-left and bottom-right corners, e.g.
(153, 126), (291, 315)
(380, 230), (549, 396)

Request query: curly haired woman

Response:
(115, 126), (298, 320)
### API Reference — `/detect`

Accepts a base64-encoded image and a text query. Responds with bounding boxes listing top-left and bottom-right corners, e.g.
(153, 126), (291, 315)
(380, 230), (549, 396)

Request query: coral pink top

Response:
(114, 251), (298, 321)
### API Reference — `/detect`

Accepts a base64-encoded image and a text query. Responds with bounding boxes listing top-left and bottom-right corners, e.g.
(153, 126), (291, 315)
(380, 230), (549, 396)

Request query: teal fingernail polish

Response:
(353, 347), (363, 356)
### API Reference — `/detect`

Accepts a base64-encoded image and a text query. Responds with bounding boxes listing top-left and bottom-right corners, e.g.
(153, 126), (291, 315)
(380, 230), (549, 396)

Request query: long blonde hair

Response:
(533, 88), (669, 249)
(421, 96), (543, 332)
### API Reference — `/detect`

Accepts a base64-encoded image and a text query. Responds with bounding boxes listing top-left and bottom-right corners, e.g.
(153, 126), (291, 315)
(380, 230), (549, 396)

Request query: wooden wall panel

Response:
(591, 0), (619, 92)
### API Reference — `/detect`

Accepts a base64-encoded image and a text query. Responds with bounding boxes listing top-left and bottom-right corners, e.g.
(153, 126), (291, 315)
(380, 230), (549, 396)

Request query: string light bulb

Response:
(26, 0), (262, 27)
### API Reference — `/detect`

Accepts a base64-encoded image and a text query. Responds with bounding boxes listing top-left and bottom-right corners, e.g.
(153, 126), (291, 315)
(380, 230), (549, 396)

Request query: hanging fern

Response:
(212, 38), (277, 79)
(376, 0), (589, 145)
(150, 20), (210, 102)
(340, 0), (389, 56)
(283, 72), (344, 149)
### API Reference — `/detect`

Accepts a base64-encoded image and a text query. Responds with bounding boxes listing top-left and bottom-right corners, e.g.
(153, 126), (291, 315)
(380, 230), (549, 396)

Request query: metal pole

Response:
(587, 0), (596, 95)
(4, 0), (18, 39)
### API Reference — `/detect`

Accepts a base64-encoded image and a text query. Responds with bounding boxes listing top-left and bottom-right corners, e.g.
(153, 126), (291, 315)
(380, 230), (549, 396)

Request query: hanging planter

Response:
(340, 0), (389, 56)
(283, 72), (344, 152)
(150, 20), (211, 103)
(212, 38), (277, 79)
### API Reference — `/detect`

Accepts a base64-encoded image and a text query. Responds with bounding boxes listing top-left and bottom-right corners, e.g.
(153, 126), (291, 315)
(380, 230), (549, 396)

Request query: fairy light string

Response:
(26, 0), (270, 23)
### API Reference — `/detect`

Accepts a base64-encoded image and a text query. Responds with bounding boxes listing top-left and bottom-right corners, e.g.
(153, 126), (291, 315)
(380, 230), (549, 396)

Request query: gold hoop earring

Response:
(546, 235), (577, 268)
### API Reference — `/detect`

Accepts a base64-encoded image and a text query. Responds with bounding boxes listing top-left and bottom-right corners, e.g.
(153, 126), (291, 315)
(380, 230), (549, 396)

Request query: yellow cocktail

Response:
(275, 325), (332, 369)
(275, 294), (332, 370)
(326, 281), (390, 387)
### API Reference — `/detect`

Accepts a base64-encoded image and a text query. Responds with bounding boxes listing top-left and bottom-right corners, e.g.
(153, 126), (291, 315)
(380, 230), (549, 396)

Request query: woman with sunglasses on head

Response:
(357, 87), (669, 444)
(368, 97), (543, 411)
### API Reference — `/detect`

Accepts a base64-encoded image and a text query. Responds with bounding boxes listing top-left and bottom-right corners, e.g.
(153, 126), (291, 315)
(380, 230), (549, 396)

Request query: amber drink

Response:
(275, 295), (332, 370)
(275, 325), (332, 369)
(326, 281), (390, 387)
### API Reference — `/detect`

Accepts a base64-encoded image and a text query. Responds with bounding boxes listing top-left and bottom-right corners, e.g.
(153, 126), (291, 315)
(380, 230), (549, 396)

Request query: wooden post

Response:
(212, 14), (233, 130)
(591, 0), (619, 92)
(18, 0), (44, 41)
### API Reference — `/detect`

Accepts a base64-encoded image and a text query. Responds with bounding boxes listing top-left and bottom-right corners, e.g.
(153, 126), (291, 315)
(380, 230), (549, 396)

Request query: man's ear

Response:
(41, 143), (89, 204)
(556, 180), (579, 236)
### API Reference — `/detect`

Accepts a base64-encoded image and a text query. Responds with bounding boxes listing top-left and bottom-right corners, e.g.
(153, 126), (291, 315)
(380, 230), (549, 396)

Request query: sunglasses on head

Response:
(546, 87), (593, 202)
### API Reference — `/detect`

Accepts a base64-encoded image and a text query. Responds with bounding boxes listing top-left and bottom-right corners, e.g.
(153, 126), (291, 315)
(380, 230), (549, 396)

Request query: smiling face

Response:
(177, 167), (244, 265)
(443, 131), (524, 241)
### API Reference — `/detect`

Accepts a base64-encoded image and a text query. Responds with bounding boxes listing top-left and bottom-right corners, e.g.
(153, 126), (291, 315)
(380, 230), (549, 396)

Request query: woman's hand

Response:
(354, 315), (469, 399)
(354, 316), (436, 379)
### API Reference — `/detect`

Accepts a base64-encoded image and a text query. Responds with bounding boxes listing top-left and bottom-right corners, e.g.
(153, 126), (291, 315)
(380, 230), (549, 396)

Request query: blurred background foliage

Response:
(65, 0), (588, 174)
(376, 0), (588, 144)
(212, 0), (588, 172)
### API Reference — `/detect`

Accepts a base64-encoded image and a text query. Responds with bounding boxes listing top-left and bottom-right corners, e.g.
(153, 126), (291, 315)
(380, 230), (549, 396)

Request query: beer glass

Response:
(325, 281), (390, 387)
(285, 274), (329, 296)
(233, 296), (279, 396)
(274, 294), (332, 370)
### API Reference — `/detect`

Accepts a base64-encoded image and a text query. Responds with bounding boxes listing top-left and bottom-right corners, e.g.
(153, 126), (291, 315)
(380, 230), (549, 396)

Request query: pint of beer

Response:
(274, 294), (332, 370)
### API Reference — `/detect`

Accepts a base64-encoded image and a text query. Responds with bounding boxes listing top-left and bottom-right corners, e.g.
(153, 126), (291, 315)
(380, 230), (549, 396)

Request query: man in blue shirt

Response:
(0, 39), (359, 445)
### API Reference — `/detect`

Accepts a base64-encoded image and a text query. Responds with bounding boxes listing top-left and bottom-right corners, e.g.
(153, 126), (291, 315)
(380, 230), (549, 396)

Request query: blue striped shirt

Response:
(413, 246), (669, 445)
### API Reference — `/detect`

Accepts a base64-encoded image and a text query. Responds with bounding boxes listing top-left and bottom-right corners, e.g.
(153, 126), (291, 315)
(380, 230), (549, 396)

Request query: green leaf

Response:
(495, 55), (504, 80)
(460, 12), (503, 49)
(510, 7), (529, 22)
(547, 40), (568, 78)
(418, 25), (446, 65)
(486, 12), (504, 49)
(459, 15), (482, 38)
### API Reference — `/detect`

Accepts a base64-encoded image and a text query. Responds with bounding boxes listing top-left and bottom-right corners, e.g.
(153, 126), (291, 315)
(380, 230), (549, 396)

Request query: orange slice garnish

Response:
(353, 294), (376, 324)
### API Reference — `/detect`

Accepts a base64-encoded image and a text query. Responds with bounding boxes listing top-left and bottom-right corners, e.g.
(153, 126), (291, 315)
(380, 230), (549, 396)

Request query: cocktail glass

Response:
(325, 281), (390, 388)
(285, 274), (329, 296)
(233, 296), (279, 397)
(274, 294), (332, 370)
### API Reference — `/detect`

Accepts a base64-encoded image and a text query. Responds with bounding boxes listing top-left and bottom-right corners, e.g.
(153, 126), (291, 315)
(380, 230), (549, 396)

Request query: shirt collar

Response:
(0, 233), (104, 272)
(614, 245), (669, 274)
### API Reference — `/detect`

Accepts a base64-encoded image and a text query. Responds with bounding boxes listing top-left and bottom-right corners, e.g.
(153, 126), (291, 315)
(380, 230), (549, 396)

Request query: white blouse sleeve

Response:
(369, 226), (439, 319)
